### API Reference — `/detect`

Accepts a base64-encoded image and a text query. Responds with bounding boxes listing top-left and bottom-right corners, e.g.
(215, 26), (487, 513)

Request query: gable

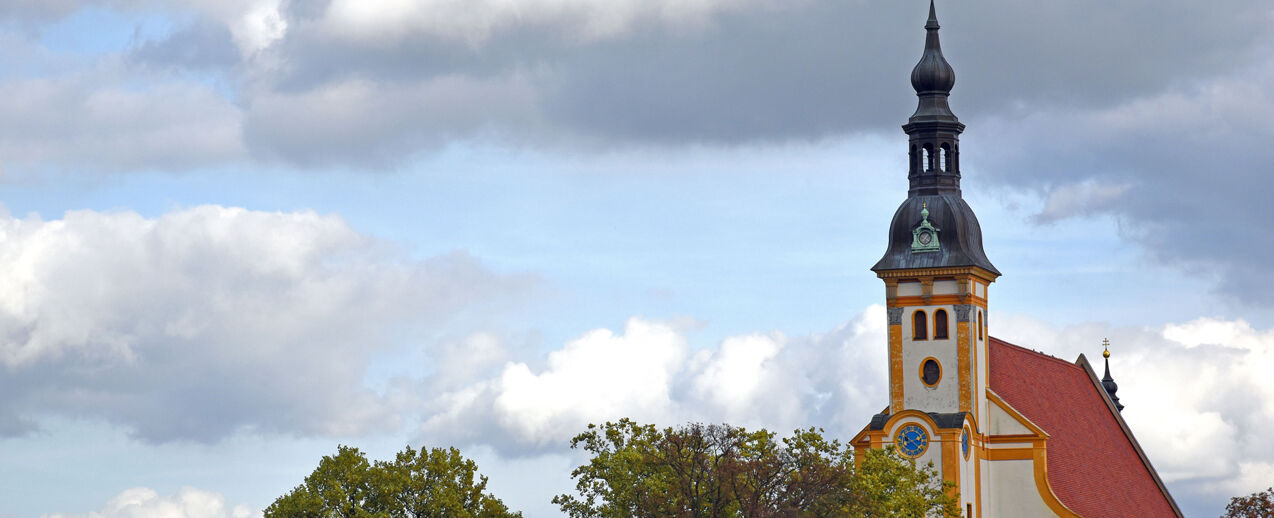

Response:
(987, 337), (1182, 518)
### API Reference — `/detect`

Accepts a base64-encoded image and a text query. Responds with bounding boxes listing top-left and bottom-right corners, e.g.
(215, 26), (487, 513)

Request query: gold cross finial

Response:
(1102, 338), (1111, 358)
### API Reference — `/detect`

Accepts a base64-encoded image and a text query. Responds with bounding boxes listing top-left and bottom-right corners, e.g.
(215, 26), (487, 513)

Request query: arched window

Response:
(977, 311), (984, 341)
(922, 146), (933, 172)
(910, 145), (918, 173)
(913, 310), (928, 340)
(941, 143), (952, 172)
(934, 309), (949, 340)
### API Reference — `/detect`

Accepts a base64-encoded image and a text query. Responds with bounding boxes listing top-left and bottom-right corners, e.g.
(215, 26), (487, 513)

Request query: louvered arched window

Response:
(934, 309), (949, 340)
(913, 310), (928, 340)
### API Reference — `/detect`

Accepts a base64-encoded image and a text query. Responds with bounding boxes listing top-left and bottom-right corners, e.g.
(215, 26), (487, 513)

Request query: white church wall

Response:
(933, 279), (959, 295)
(986, 459), (1059, 518)
(902, 305), (959, 412)
(960, 435), (976, 517)
(898, 281), (923, 296)
(987, 398), (1033, 435)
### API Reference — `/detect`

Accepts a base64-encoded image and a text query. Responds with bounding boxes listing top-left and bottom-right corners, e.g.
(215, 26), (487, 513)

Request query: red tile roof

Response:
(988, 337), (1181, 518)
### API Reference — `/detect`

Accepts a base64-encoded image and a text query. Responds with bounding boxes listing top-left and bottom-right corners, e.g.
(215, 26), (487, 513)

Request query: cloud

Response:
(99, 0), (1267, 164)
(0, 70), (244, 174)
(241, 72), (544, 168)
(314, 0), (783, 45)
(8, 0), (1274, 307)
(128, 17), (241, 71)
(974, 47), (1274, 303)
(44, 486), (259, 518)
(420, 306), (889, 451)
(1030, 180), (1132, 223)
(5, 0), (1263, 169)
(0, 205), (537, 443)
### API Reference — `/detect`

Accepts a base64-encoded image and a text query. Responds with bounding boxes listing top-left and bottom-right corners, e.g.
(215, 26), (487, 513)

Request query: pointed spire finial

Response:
(927, 0), (940, 30)
(1101, 338), (1124, 412)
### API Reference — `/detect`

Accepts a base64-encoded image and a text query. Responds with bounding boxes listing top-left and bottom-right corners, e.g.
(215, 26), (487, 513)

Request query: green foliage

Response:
(265, 445), (521, 518)
(553, 419), (959, 518)
(1222, 487), (1274, 518)
(848, 448), (958, 518)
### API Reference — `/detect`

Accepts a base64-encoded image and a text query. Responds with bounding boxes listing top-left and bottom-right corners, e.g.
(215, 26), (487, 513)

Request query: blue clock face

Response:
(895, 424), (929, 458)
(961, 428), (970, 459)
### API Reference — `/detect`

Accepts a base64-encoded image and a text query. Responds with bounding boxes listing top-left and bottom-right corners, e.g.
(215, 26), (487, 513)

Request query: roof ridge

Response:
(988, 335), (1079, 369)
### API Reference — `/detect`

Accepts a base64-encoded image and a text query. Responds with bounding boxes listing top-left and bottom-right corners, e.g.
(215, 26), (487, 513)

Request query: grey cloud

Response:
(0, 206), (539, 443)
(76, 0), (1274, 164)
(970, 53), (1274, 303)
(0, 0), (83, 25)
(19, 0), (1269, 159)
(15, 0), (1274, 305)
(129, 17), (240, 71)
(241, 71), (545, 168)
(0, 69), (244, 173)
(237, 0), (1269, 148)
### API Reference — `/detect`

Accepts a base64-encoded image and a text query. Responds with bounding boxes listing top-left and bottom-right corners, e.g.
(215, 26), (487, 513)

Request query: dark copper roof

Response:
(872, 193), (999, 274)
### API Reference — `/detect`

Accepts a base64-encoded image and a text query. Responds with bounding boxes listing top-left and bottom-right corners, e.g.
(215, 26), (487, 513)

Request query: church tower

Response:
(858, 2), (999, 514)
(872, 0), (998, 427)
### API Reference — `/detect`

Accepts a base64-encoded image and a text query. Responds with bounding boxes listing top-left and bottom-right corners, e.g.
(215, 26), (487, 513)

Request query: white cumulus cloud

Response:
(43, 486), (258, 518)
(0, 205), (536, 442)
(421, 306), (889, 451)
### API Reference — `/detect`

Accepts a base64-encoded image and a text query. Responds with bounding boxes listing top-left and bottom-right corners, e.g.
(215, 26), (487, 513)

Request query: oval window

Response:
(921, 358), (941, 386)
(961, 427), (971, 460)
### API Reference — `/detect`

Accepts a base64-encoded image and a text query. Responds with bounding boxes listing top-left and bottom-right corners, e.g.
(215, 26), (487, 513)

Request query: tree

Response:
(553, 419), (959, 518)
(1222, 487), (1274, 518)
(265, 445), (522, 518)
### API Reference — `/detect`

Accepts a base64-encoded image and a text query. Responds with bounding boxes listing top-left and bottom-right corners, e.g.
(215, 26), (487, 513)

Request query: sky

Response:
(0, 0), (1271, 516)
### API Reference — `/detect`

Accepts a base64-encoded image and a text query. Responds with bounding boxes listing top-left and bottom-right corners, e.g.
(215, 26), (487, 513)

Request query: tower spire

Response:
(904, 0), (964, 197)
(872, 1), (997, 276)
(1101, 339), (1125, 412)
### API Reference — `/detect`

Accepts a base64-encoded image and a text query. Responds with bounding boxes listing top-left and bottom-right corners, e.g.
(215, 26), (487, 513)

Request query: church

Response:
(849, 4), (1183, 517)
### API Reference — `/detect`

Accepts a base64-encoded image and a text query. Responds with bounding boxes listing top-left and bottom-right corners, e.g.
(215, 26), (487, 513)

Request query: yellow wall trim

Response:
(889, 325), (904, 412)
(985, 448), (1033, 461)
(1033, 446), (1082, 517)
(876, 266), (1000, 282)
(957, 321), (972, 414)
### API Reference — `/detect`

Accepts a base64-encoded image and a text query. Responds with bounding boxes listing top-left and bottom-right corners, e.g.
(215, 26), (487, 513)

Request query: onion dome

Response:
(910, 1), (956, 95)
